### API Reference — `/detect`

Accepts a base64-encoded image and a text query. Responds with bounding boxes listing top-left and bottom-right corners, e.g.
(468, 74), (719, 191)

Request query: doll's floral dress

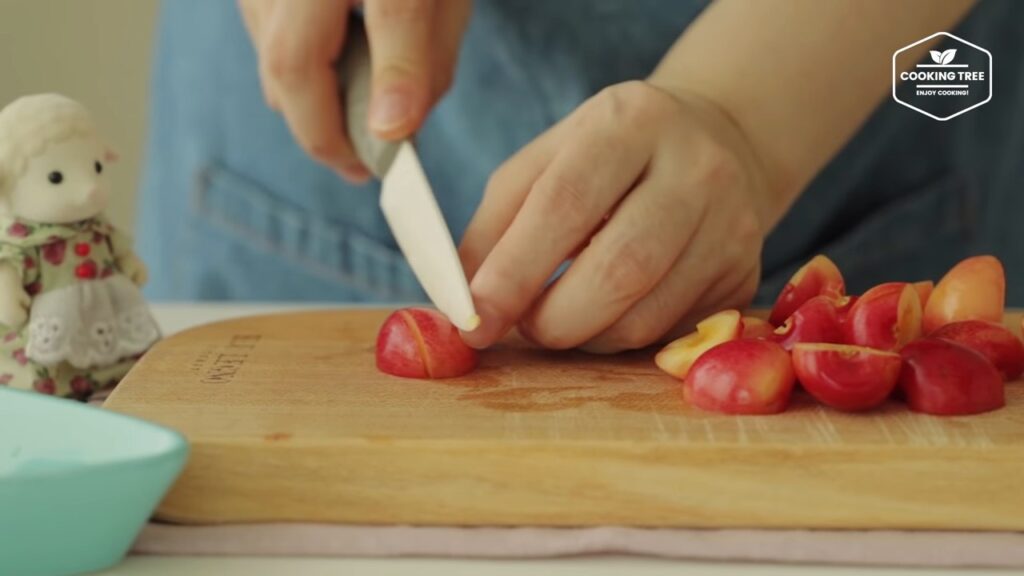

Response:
(0, 217), (159, 399)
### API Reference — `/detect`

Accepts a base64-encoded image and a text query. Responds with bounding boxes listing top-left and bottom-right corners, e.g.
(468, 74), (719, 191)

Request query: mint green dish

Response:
(0, 388), (188, 576)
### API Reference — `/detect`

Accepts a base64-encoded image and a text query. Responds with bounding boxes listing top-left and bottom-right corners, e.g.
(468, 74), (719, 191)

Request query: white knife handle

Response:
(336, 15), (401, 178)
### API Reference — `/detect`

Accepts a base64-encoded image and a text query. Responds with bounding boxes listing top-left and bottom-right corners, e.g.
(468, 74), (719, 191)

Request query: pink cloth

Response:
(132, 524), (1024, 567)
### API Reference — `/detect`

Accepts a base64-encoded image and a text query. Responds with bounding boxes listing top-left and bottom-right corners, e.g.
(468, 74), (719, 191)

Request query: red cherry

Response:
(75, 260), (98, 279)
(23, 256), (35, 269)
(74, 243), (91, 257)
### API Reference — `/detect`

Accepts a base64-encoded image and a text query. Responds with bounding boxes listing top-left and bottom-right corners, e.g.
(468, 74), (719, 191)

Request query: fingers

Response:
(461, 115), (654, 349)
(364, 0), (437, 139)
(242, 0), (470, 176)
(238, 0), (265, 51)
(429, 0), (472, 101)
(238, 0), (276, 107)
(458, 120), (568, 281)
(364, 0), (471, 138)
(518, 168), (701, 350)
(257, 0), (370, 180)
(579, 212), (762, 354)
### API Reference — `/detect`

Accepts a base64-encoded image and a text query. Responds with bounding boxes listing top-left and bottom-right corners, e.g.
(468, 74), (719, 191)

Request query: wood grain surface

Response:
(104, 309), (1024, 529)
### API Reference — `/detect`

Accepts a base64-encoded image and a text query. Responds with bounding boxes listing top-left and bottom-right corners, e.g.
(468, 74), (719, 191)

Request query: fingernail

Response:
(460, 301), (507, 350)
(370, 89), (411, 133)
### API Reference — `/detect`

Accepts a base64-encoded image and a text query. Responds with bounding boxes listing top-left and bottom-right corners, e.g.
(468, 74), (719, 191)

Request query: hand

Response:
(459, 81), (783, 353)
(117, 252), (149, 287)
(0, 266), (29, 328)
(239, 0), (472, 181)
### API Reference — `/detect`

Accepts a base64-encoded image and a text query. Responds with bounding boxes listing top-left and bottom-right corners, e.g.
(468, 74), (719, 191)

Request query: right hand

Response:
(239, 0), (472, 181)
(0, 286), (29, 328)
(458, 83), (775, 353)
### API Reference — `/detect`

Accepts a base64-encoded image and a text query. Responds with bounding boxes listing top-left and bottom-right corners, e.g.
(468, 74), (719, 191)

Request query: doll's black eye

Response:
(48, 171), (63, 185)
(95, 161), (103, 174)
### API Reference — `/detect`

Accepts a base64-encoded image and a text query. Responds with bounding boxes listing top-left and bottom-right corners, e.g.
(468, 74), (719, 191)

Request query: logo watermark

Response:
(893, 32), (992, 121)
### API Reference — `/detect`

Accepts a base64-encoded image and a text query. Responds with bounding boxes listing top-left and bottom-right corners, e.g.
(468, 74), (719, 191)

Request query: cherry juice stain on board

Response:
(437, 343), (684, 413)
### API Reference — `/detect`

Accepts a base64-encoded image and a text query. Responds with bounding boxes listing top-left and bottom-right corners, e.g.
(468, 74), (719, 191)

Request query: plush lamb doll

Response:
(0, 94), (159, 400)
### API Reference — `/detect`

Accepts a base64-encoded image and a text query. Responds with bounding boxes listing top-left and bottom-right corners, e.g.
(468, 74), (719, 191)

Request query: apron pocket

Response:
(191, 162), (424, 302)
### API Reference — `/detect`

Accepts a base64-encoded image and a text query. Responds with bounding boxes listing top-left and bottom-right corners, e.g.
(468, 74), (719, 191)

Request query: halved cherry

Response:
(772, 295), (844, 351)
(931, 320), (1024, 381)
(741, 316), (775, 340)
(900, 337), (1004, 416)
(923, 255), (1005, 334)
(912, 281), (934, 309)
(656, 310), (742, 380)
(769, 255), (845, 326)
(843, 283), (922, 352)
(792, 343), (901, 411)
(684, 339), (795, 415)
(376, 308), (478, 379)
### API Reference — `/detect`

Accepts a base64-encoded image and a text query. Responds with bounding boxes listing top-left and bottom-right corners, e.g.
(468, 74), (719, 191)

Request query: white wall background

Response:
(0, 0), (159, 231)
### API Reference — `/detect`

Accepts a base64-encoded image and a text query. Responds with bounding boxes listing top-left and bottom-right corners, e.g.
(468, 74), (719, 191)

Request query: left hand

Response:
(238, 0), (472, 181)
(117, 252), (149, 287)
(458, 81), (783, 353)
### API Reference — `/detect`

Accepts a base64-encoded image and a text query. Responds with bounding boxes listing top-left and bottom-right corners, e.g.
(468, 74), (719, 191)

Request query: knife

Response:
(337, 16), (480, 332)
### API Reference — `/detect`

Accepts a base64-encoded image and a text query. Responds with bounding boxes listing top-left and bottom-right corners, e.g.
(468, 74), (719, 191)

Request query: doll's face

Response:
(6, 134), (110, 224)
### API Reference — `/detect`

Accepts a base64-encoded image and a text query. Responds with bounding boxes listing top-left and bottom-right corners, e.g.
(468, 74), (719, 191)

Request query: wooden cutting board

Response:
(104, 309), (1024, 530)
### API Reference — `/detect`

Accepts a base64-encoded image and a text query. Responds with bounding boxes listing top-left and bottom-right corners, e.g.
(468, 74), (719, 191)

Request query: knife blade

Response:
(337, 16), (479, 332)
(380, 142), (479, 331)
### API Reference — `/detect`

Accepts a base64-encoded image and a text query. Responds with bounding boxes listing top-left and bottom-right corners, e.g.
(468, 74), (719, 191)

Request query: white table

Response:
(99, 303), (1014, 575)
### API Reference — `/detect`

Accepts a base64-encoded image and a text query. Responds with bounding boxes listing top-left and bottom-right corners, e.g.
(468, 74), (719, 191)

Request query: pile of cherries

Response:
(656, 255), (1021, 416)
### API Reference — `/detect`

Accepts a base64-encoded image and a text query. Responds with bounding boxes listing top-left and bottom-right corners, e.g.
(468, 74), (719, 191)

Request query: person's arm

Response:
(458, 0), (978, 353)
(649, 0), (977, 229)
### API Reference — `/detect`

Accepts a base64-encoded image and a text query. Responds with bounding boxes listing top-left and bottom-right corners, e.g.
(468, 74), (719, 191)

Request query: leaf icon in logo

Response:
(930, 50), (944, 64)
(940, 49), (957, 65)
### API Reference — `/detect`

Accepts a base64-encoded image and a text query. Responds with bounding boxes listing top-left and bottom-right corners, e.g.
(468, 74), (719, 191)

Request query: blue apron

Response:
(138, 0), (1024, 306)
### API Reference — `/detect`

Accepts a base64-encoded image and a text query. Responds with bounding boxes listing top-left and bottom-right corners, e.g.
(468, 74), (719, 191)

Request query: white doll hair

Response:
(0, 94), (104, 191)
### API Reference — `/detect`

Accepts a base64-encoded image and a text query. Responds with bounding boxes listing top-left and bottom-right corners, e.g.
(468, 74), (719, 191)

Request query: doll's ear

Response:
(104, 148), (119, 164)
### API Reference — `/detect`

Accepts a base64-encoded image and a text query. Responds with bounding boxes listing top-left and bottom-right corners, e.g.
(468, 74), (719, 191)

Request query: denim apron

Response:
(138, 0), (1024, 307)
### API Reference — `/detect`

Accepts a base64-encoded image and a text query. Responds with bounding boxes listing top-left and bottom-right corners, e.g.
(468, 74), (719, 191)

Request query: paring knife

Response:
(337, 17), (480, 332)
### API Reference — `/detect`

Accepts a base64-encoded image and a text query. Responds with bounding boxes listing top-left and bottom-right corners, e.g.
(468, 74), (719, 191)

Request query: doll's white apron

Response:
(25, 274), (159, 369)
